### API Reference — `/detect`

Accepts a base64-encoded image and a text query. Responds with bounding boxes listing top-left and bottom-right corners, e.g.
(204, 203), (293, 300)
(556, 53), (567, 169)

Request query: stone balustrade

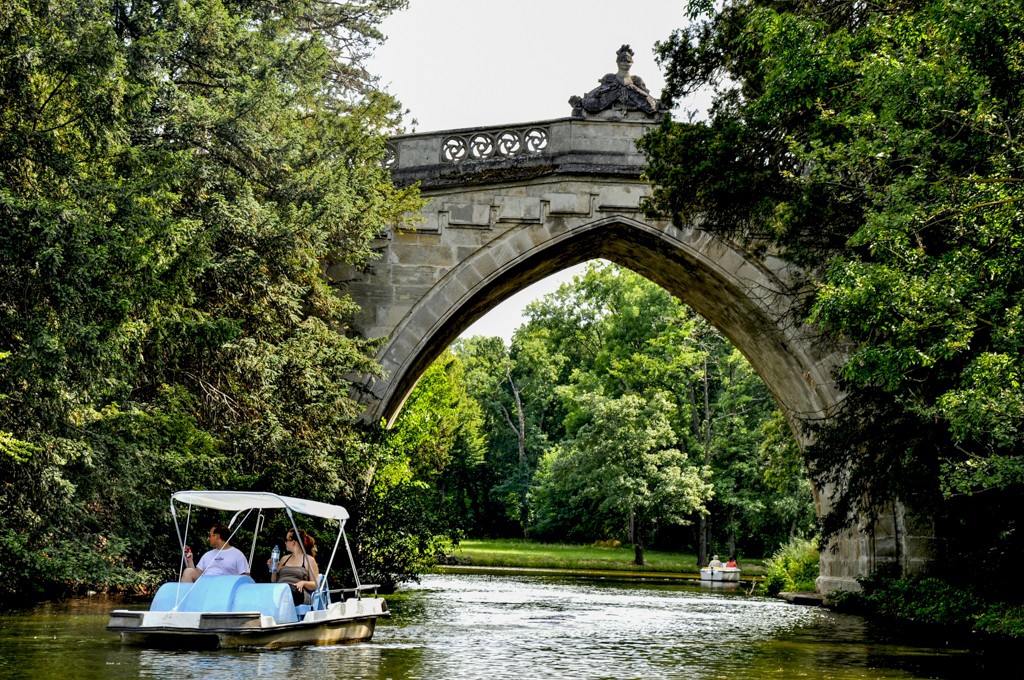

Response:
(384, 117), (654, 189)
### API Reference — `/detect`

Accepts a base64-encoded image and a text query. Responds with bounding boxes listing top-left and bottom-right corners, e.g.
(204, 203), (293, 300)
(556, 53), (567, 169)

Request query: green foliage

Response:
(536, 390), (712, 546)
(391, 350), (486, 481)
(0, 531), (162, 601)
(0, 353), (36, 463)
(455, 261), (811, 558)
(974, 604), (1024, 639)
(762, 536), (819, 596)
(453, 328), (565, 535)
(642, 0), (1024, 550)
(835, 570), (1024, 638)
(352, 478), (456, 593)
(854, 572), (981, 627)
(0, 0), (424, 602)
(386, 349), (487, 534)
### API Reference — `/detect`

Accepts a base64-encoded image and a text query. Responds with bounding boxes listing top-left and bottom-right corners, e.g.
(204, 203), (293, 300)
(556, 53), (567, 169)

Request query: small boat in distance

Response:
(108, 490), (389, 649)
(700, 567), (741, 582)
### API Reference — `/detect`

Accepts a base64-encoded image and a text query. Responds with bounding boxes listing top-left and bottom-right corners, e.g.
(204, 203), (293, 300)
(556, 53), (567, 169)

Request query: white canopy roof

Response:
(172, 490), (349, 521)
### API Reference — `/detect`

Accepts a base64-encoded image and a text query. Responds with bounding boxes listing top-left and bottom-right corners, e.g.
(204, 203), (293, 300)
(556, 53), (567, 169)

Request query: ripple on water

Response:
(1, 573), (1000, 680)
(371, 574), (831, 680)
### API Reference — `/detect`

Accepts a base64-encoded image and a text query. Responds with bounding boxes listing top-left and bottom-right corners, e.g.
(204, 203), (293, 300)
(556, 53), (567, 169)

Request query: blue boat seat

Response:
(150, 576), (298, 623)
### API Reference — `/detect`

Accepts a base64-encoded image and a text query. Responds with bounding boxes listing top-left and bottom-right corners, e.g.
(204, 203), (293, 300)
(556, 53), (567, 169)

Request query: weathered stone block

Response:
(390, 243), (454, 267)
(596, 185), (645, 211)
(446, 203), (491, 227)
(495, 196), (542, 222)
(411, 211), (443, 233)
(545, 192), (592, 215)
(387, 265), (442, 288)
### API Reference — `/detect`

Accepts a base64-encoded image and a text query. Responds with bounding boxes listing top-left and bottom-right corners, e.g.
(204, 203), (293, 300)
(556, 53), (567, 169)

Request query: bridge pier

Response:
(818, 500), (941, 593)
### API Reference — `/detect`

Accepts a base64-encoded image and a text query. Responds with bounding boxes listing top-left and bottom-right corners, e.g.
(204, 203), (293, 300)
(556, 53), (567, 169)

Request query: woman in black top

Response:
(271, 529), (320, 605)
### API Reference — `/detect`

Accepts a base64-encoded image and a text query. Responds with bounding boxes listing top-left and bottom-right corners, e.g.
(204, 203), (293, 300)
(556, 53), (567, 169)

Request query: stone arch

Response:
(368, 213), (843, 436)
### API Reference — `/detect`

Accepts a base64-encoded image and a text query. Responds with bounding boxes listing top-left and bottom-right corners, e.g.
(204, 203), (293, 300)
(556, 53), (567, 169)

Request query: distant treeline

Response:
(392, 262), (816, 567)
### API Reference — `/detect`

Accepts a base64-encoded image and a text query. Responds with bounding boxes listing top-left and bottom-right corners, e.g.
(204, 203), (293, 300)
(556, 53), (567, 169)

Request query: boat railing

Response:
(327, 584), (380, 600)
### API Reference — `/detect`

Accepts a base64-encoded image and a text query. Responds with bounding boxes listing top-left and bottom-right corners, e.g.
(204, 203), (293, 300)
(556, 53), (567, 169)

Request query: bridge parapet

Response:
(386, 117), (656, 190)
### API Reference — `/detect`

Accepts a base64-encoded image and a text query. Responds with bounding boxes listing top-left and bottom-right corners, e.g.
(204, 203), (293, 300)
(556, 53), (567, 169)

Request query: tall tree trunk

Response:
(633, 512), (645, 566)
(500, 371), (529, 536)
(696, 355), (715, 567)
(699, 513), (709, 568)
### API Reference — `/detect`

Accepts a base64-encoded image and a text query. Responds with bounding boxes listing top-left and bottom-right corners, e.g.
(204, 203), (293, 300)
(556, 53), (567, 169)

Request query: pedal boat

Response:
(699, 567), (741, 582)
(108, 490), (389, 649)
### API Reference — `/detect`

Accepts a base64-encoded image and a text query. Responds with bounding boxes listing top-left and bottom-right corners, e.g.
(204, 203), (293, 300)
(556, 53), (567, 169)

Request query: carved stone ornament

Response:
(440, 126), (548, 165)
(569, 45), (667, 119)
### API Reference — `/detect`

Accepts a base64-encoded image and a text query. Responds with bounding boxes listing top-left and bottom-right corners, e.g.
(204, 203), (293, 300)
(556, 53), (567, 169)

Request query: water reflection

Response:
(135, 647), (387, 678)
(0, 574), (1007, 679)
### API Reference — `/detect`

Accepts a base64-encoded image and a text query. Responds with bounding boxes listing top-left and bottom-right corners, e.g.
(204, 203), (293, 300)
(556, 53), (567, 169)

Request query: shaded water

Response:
(0, 573), (1007, 679)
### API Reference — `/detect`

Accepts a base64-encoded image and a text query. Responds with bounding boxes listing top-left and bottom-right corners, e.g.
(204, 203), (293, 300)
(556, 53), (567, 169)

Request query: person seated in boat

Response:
(181, 524), (250, 582)
(708, 554), (724, 568)
(726, 556), (738, 568)
(271, 528), (321, 606)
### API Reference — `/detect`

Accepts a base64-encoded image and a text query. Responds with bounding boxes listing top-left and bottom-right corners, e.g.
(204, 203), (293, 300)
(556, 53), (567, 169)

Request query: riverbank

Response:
(441, 538), (767, 577)
(435, 563), (759, 585)
(830, 572), (1024, 639)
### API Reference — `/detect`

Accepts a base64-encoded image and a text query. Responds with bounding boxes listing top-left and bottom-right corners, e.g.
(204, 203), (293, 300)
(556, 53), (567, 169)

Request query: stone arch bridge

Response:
(333, 50), (937, 593)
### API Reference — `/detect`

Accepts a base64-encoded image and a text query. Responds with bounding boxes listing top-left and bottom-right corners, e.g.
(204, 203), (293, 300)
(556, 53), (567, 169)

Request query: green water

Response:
(0, 573), (1007, 679)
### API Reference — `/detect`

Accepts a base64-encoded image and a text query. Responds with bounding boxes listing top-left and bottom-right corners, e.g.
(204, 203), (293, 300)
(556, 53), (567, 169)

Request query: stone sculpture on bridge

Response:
(569, 45), (667, 119)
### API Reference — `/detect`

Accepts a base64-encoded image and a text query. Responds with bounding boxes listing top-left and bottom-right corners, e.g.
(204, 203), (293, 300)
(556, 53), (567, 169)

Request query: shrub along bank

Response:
(762, 537), (819, 596)
(831, 568), (1024, 639)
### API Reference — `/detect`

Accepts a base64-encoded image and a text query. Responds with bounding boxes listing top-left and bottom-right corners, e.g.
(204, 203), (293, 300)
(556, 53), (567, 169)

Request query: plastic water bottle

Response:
(270, 545), (280, 573)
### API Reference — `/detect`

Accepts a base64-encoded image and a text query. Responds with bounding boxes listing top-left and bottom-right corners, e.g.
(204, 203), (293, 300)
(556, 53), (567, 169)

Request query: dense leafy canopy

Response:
(640, 0), (1024, 554)
(448, 262), (814, 562)
(378, 349), (486, 571)
(0, 0), (420, 601)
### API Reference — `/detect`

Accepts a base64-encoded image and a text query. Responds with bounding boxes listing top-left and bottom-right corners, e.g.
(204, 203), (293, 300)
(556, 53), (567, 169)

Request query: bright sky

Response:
(367, 0), (692, 342)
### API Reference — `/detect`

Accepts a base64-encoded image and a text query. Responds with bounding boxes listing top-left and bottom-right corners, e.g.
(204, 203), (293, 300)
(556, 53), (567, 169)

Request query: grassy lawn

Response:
(446, 538), (766, 576)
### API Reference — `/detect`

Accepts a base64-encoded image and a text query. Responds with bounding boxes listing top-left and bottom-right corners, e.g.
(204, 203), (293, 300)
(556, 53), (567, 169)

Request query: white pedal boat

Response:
(108, 490), (389, 649)
(699, 567), (741, 582)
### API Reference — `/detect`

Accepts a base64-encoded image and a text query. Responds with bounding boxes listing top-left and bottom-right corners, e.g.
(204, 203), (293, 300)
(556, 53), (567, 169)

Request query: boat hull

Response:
(109, 611), (382, 649)
(699, 567), (741, 582)
(108, 577), (389, 649)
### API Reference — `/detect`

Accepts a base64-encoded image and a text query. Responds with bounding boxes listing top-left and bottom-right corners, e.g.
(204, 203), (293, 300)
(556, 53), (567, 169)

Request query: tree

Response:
(450, 336), (522, 536)
(640, 0), (1024, 558)
(502, 261), (809, 556)
(701, 348), (815, 560)
(354, 350), (487, 590)
(536, 390), (712, 565)
(0, 0), (419, 600)
(452, 328), (565, 537)
(387, 349), (487, 532)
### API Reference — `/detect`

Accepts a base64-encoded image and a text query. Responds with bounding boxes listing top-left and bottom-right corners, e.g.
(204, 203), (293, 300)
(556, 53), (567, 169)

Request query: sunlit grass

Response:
(448, 538), (766, 575)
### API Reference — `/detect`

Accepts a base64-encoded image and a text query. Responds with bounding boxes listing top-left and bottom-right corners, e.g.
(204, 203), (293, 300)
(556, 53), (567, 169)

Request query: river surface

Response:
(0, 572), (1008, 679)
